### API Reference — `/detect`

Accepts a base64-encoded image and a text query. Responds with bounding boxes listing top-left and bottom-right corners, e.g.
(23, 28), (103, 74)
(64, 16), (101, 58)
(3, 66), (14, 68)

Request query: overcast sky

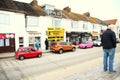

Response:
(14, 0), (120, 20)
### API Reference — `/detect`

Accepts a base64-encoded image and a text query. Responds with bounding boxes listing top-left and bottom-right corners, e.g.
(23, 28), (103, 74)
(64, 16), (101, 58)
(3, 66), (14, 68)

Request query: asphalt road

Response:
(0, 44), (120, 80)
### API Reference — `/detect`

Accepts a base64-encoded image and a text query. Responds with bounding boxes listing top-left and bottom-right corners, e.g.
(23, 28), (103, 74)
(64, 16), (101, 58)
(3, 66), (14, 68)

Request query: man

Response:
(101, 24), (117, 73)
(35, 40), (40, 50)
(45, 38), (49, 50)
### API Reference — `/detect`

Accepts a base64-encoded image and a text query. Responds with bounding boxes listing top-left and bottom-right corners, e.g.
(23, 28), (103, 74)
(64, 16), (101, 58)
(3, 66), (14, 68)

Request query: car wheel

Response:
(72, 48), (76, 52)
(37, 54), (42, 58)
(84, 46), (87, 49)
(19, 56), (24, 60)
(59, 49), (63, 54)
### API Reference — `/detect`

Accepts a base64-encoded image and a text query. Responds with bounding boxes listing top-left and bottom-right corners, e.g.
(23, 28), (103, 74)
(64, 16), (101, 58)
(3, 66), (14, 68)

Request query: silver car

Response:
(93, 39), (102, 47)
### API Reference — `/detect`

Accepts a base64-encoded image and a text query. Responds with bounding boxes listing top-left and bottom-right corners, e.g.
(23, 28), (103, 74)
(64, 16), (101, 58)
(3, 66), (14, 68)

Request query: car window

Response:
(66, 42), (70, 45)
(30, 48), (36, 51)
(60, 42), (67, 45)
(60, 42), (64, 45)
(22, 48), (29, 52)
(51, 42), (57, 46)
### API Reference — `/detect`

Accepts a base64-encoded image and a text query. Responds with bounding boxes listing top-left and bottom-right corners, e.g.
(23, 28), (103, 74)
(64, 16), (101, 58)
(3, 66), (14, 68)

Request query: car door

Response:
(87, 42), (93, 48)
(29, 48), (38, 57)
(66, 42), (73, 50)
(22, 48), (31, 58)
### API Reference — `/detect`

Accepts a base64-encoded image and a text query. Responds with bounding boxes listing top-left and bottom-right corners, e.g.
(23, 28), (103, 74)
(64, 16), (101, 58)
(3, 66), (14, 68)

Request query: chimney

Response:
(83, 12), (90, 17)
(30, 0), (38, 6)
(63, 6), (71, 13)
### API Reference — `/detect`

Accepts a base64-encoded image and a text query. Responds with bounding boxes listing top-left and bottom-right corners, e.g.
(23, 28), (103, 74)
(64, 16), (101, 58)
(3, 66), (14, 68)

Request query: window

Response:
(0, 13), (10, 24)
(45, 9), (54, 15)
(71, 21), (78, 29)
(83, 23), (88, 30)
(19, 37), (24, 47)
(27, 16), (39, 26)
(5, 39), (10, 46)
(52, 19), (61, 26)
(0, 39), (4, 47)
(93, 24), (97, 29)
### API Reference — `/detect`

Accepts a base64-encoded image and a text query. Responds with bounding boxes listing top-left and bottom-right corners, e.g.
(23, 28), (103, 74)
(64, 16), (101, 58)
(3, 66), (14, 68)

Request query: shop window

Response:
(0, 39), (4, 47)
(35, 37), (41, 48)
(19, 37), (24, 47)
(5, 38), (10, 46)
(29, 36), (34, 47)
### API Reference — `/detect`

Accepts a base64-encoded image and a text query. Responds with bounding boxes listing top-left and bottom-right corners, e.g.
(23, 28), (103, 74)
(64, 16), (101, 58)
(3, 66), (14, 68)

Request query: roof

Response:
(104, 19), (117, 25)
(0, 0), (108, 25)
(0, 0), (46, 16)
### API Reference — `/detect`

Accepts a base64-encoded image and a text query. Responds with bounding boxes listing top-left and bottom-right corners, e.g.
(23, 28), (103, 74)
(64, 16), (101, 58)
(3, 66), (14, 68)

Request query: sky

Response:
(14, 0), (120, 20)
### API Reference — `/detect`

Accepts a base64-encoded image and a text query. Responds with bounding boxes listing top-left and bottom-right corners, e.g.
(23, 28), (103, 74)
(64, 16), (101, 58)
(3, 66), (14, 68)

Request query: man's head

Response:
(107, 24), (114, 30)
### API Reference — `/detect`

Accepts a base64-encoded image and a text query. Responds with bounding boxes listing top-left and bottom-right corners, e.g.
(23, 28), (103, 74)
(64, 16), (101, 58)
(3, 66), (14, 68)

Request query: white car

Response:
(93, 39), (102, 47)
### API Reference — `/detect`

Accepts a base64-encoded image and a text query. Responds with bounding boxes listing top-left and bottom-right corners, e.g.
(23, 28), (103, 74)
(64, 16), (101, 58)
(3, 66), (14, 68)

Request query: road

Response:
(0, 44), (120, 80)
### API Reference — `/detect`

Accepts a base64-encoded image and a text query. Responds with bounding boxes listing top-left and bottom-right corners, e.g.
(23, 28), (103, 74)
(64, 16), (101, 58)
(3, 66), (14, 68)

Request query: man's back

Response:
(101, 29), (116, 49)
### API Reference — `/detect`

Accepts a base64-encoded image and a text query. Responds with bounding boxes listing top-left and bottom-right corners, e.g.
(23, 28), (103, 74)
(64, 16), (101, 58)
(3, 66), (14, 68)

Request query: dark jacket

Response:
(101, 29), (116, 49)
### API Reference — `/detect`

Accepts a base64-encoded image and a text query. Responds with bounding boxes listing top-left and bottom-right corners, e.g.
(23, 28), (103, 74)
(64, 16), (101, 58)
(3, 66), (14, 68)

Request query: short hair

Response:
(107, 24), (114, 30)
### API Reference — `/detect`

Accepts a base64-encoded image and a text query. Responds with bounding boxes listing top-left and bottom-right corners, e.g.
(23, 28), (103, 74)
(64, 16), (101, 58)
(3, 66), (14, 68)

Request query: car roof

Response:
(19, 46), (34, 49)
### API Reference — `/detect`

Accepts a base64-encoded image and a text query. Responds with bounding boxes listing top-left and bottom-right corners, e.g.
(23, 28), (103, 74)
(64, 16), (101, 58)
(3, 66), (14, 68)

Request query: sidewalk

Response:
(0, 49), (50, 59)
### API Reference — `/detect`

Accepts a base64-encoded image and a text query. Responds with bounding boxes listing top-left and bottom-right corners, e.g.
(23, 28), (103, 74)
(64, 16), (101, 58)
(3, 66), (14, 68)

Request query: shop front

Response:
(91, 31), (99, 40)
(0, 33), (15, 53)
(66, 32), (91, 45)
(28, 33), (41, 48)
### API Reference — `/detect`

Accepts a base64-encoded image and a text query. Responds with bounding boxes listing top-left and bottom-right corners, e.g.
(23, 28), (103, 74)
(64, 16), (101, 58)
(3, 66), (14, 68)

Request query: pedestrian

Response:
(101, 24), (117, 73)
(35, 40), (40, 50)
(45, 38), (49, 50)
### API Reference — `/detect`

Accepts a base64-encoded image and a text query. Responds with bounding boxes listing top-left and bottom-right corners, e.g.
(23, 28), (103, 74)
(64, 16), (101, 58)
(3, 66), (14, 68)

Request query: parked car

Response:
(93, 39), (102, 46)
(15, 46), (42, 60)
(50, 41), (76, 54)
(78, 41), (94, 49)
(116, 38), (120, 43)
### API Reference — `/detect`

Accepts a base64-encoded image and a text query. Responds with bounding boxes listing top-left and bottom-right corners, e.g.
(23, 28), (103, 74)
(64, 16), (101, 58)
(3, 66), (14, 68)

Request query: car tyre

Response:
(19, 56), (24, 60)
(59, 49), (63, 54)
(72, 47), (76, 52)
(84, 46), (87, 49)
(37, 54), (42, 58)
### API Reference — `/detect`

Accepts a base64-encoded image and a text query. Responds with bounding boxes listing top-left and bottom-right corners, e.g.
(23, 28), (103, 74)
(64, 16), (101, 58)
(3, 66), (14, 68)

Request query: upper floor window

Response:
(93, 24), (98, 29)
(71, 21), (78, 29)
(83, 23), (88, 30)
(27, 16), (39, 27)
(45, 9), (53, 15)
(0, 13), (10, 24)
(52, 19), (61, 26)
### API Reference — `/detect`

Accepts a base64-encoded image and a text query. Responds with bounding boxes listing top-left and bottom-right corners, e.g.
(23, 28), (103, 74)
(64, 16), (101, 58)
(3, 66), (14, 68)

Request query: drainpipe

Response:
(25, 14), (27, 31)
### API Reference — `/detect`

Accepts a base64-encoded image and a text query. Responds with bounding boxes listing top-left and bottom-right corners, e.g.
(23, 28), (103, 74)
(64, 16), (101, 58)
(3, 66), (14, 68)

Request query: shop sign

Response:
(0, 33), (15, 39)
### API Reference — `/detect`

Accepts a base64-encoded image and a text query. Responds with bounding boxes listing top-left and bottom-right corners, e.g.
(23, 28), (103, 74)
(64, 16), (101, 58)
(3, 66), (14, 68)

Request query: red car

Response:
(15, 46), (42, 60)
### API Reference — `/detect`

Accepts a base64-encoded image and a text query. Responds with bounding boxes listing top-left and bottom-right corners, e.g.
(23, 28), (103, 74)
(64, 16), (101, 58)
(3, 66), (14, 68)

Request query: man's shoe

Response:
(109, 70), (117, 73)
(104, 69), (107, 72)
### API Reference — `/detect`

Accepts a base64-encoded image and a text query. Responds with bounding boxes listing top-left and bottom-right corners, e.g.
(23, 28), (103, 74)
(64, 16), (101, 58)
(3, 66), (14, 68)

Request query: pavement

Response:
(0, 50), (120, 80)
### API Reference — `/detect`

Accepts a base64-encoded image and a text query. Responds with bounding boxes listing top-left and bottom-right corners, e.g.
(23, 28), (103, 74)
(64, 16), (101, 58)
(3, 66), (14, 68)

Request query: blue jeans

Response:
(103, 48), (115, 71)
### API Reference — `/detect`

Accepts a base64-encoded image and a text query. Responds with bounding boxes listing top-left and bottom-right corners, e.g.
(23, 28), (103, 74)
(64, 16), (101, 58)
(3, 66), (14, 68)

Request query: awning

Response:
(91, 32), (99, 36)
